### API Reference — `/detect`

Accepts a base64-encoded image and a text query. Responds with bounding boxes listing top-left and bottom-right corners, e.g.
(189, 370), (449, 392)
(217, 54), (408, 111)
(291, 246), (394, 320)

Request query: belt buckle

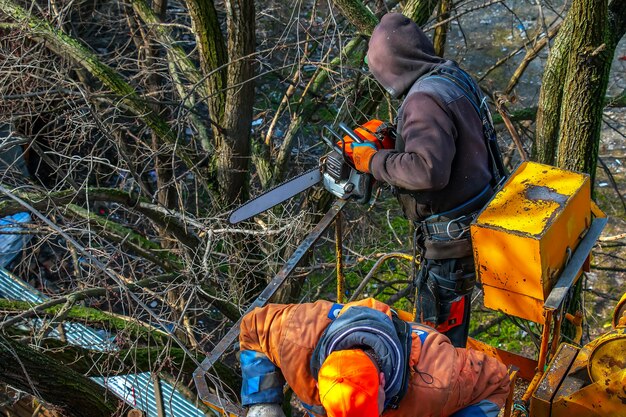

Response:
(446, 218), (467, 240)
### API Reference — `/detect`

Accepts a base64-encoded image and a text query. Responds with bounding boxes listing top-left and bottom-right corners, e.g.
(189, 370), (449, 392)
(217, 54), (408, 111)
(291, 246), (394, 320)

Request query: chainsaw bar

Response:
(228, 167), (322, 224)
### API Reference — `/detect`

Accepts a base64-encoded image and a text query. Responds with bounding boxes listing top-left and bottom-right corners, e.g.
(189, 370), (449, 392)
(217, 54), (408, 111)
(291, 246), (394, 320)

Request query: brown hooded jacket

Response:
(366, 13), (492, 258)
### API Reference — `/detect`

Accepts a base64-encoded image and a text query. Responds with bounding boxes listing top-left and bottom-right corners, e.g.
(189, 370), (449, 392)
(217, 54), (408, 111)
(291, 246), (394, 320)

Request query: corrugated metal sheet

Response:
(0, 267), (44, 303)
(0, 267), (116, 352)
(92, 372), (212, 417)
(0, 216), (210, 417)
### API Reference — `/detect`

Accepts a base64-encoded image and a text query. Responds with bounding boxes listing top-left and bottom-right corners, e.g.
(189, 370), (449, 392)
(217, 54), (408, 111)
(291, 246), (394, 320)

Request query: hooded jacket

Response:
(366, 13), (492, 258)
(239, 298), (510, 417)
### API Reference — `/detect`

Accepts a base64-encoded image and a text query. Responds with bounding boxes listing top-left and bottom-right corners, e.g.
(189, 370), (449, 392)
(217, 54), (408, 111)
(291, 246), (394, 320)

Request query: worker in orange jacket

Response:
(239, 298), (510, 417)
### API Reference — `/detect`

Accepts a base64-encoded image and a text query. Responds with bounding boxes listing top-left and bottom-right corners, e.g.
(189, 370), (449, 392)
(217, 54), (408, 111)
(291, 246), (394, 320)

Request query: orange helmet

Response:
(318, 350), (380, 417)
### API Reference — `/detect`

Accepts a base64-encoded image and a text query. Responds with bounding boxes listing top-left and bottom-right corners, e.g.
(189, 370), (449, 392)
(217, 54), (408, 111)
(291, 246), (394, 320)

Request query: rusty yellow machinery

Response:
(471, 161), (623, 416)
(530, 301), (626, 416)
(195, 162), (623, 417)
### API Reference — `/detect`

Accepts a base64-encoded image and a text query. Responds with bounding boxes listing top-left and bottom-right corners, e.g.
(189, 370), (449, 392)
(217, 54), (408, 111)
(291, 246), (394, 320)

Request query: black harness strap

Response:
(425, 66), (508, 188)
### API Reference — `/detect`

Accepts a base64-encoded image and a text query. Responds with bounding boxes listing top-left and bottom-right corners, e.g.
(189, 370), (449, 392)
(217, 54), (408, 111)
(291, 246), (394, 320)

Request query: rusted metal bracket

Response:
(202, 392), (246, 417)
(544, 216), (607, 312)
(193, 199), (347, 405)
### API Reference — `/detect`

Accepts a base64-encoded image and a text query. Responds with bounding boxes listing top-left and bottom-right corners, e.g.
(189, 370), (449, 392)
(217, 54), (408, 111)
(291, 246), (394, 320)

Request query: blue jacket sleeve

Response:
(449, 400), (502, 417)
(240, 349), (285, 406)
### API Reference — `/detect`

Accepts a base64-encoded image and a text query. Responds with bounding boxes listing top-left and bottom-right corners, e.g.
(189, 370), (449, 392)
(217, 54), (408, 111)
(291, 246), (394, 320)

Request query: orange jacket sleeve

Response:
(239, 300), (338, 409)
(240, 303), (299, 368)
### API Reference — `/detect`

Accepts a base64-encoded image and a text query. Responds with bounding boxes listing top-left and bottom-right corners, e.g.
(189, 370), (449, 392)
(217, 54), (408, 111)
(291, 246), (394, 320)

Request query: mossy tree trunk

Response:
(433, 0), (451, 57)
(186, 0), (256, 205)
(404, 0), (439, 24)
(0, 335), (120, 417)
(534, 0), (626, 183)
(533, 16), (573, 164)
(556, 0), (609, 179)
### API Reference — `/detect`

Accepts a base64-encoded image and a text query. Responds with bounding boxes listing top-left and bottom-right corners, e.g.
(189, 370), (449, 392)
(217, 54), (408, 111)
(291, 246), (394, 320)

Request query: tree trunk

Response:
(0, 335), (119, 417)
(218, 0), (256, 204)
(556, 0), (609, 182)
(185, 0), (256, 205)
(534, 0), (626, 171)
(533, 15), (574, 164)
(331, 0), (378, 35)
(404, 0), (438, 24)
(184, 0), (227, 122)
(609, 0), (626, 44)
(433, 0), (451, 57)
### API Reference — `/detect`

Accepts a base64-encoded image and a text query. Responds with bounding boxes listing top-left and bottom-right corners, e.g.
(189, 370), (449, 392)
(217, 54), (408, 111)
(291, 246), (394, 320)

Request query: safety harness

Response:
(426, 66), (508, 189)
(416, 65), (508, 243)
(409, 66), (509, 338)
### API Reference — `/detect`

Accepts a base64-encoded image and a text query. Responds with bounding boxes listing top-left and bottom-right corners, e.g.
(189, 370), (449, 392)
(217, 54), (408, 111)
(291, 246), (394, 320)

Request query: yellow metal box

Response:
(471, 161), (591, 323)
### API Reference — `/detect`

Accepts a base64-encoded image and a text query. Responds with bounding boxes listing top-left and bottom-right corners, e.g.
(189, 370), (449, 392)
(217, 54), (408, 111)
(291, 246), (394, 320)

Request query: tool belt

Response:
(429, 265), (476, 294)
(415, 257), (476, 296)
(420, 212), (476, 241)
(419, 184), (494, 243)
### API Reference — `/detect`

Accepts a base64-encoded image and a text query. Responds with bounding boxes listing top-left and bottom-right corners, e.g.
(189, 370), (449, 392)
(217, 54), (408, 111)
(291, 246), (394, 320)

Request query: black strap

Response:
(424, 67), (508, 188)
(420, 184), (493, 242)
(388, 313), (411, 409)
(421, 214), (474, 241)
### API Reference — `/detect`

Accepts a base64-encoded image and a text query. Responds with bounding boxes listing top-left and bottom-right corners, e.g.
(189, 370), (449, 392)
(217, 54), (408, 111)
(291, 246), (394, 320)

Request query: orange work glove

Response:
(350, 142), (378, 173)
(337, 119), (394, 158)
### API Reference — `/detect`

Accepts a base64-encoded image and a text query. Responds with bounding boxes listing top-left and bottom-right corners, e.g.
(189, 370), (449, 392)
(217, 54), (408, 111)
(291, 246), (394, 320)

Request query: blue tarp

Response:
(0, 212), (32, 268)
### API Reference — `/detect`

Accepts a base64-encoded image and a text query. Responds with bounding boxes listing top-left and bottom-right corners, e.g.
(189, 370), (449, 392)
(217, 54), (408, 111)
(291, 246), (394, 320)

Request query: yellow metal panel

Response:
(530, 343), (579, 417)
(587, 327), (626, 382)
(613, 292), (626, 328)
(471, 162), (591, 323)
(477, 162), (588, 234)
(539, 184), (591, 297)
(482, 285), (546, 323)
(473, 226), (543, 299)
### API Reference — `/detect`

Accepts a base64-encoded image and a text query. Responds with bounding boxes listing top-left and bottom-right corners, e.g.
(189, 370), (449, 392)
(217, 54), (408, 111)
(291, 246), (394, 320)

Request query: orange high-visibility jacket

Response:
(239, 298), (510, 416)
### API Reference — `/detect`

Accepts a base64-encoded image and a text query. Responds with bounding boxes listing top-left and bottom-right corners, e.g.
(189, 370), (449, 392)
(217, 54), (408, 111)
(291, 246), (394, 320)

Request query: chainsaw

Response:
(229, 121), (395, 224)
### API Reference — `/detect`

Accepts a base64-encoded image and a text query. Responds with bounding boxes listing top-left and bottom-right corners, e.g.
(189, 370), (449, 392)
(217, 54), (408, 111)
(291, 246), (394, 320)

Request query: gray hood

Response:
(366, 13), (446, 98)
(310, 306), (406, 406)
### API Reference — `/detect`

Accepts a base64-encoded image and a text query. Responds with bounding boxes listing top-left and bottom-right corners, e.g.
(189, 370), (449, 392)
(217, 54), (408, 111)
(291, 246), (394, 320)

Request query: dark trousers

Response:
(414, 256), (476, 348)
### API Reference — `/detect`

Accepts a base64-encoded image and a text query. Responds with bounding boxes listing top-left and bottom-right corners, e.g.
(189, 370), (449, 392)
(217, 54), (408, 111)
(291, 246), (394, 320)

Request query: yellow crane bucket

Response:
(471, 161), (591, 324)
(587, 326), (626, 383)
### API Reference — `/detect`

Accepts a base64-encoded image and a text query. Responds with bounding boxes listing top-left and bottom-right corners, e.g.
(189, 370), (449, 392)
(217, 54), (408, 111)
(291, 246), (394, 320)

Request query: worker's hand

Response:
(350, 142), (378, 173)
(337, 119), (395, 158)
(246, 403), (286, 417)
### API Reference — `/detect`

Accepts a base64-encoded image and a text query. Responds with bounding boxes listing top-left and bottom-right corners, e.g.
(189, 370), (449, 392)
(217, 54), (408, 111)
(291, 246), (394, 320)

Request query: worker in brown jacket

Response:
(347, 13), (507, 347)
(239, 298), (510, 417)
